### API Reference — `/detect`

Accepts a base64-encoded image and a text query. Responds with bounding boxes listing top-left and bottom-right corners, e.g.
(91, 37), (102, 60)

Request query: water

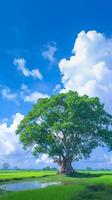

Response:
(0, 180), (60, 192)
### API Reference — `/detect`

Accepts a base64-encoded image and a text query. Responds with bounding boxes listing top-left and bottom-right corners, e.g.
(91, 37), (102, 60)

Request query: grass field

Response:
(0, 170), (112, 200)
(0, 170), (55, 182)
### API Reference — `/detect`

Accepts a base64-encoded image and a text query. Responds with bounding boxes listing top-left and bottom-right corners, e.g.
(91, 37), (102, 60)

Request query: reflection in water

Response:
(0, 181), (60, 191)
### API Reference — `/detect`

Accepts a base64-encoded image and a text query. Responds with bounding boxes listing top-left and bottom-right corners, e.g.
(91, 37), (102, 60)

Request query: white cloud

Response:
(14, 58), (43, 79)
(0, 113), (24, 156)
(0, 86), (17, 101)
(42, 42), (57, 64)
(59, 30), (112, 111)
(53, 84), (61, 94)
(24, 92), (48, 103)
(0, 113), (56, 169)
(36, 154), (53, 165)
(21, 83), (29, 92)
(20, 83), (29, 98)
(20, 84), (49, 104)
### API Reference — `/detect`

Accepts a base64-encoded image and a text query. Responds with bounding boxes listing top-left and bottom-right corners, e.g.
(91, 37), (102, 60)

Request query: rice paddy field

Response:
(0, 170), (55, 182)
(0, 170), (112, 200)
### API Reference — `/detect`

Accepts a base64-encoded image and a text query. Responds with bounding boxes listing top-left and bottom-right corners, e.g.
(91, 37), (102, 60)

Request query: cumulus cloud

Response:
(24, 92), (48, 103)
(42, 42), (57, 64)
(0, 112), (56, 169)
(0, 86), (17, 101)
(59, 30), (112, 111)
(0, 113), (24, 156)
(14, 58), (43, 79)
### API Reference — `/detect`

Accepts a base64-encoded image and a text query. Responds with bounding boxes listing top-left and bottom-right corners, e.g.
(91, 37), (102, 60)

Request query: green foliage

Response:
(42, 166), (57, 171)
(16, 91), (112, 166)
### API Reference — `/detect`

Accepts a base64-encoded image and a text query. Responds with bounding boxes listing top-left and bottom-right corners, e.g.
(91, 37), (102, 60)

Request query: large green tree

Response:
(17, 91), (112, 174)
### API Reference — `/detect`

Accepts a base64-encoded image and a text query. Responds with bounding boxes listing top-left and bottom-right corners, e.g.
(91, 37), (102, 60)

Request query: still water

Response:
(0, 180), (60, 191)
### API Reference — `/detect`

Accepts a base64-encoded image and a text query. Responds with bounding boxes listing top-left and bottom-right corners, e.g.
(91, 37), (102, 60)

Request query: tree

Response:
(16, 91), (112, 175)
(14, 166), (20, 170)
(42, 166), (52, 171)
(2, 163), (10, 170)
(42, 166), (57, 171)
(86, 167), (92, 171)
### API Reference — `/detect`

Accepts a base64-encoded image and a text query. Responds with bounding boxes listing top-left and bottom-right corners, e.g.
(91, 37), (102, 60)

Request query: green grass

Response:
(0, 170), (112, 200)
(0, 170), (55, 182)
(0, 185), (85, 200)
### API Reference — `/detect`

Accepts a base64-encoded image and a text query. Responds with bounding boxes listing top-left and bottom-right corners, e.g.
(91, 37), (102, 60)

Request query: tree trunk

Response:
(58, 159), (74, 175)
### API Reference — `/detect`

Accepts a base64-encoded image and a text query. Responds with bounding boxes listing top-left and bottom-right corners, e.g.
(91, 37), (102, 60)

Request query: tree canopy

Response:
(16, 91), (112, 174)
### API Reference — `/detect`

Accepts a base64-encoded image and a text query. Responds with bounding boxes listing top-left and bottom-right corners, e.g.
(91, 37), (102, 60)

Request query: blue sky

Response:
(0, 0), (112, 119)
(1, 0), (112, 169)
